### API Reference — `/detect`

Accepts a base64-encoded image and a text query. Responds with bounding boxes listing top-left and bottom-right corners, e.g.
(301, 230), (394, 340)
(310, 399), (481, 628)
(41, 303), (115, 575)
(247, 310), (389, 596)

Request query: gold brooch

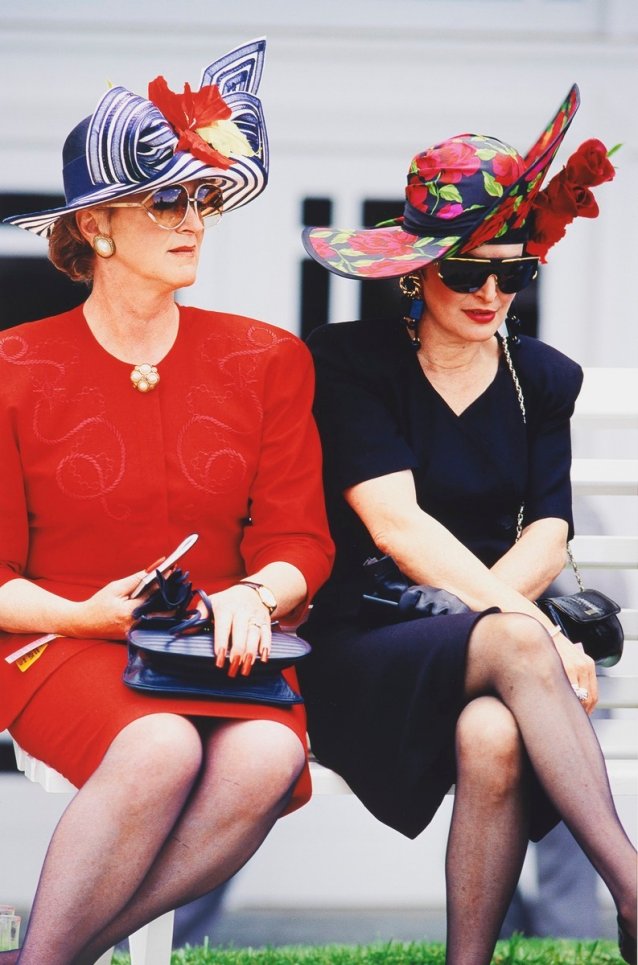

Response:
(130, 363), (160, 393)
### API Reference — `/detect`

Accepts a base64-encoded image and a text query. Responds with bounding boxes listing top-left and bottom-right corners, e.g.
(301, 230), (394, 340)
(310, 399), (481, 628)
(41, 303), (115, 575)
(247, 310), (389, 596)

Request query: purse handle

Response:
(500, 333), (585, 592)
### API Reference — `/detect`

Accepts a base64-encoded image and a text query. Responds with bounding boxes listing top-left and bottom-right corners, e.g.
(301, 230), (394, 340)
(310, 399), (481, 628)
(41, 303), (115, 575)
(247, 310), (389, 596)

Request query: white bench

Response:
(8, 365), (638, 961)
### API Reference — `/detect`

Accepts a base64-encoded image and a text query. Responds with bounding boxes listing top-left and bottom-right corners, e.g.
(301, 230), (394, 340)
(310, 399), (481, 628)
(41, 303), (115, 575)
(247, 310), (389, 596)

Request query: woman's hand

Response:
(552, 633), (598, 714)
(72, 572), (148, 640)
(203, 584), (272, 676)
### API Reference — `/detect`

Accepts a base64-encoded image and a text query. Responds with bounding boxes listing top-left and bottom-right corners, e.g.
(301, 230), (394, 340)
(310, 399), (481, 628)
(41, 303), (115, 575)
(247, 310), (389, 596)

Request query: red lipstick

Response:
(464, 309), (496, 323)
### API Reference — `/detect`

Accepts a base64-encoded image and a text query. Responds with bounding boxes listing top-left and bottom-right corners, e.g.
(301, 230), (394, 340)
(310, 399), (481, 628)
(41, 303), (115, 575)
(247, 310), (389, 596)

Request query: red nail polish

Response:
(145, 556), (166, 573)
(241, 654), (255, 676)
(228, 655), (241, 678)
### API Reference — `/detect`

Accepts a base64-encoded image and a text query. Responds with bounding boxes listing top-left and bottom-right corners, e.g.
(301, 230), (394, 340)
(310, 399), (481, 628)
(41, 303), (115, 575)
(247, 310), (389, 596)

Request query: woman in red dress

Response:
(0, 40), (333, 964)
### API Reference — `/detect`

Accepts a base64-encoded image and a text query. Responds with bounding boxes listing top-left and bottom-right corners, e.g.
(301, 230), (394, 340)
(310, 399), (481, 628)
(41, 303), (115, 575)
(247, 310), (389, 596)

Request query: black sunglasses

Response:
(437, 256), (539, 294)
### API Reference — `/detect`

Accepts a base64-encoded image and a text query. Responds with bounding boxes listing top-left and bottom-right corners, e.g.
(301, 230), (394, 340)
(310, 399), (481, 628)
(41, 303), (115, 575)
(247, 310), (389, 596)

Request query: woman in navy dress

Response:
(299, 86), (637, 964)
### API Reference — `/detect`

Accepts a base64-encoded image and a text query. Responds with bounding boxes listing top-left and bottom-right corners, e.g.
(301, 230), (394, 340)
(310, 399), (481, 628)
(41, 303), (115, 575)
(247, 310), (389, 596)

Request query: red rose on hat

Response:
(361, 258), (417, 277)
(350, 231), (413, 256)
(527, 141), (614, 262)
(414, 141), (481, 184)
(405, 182), (432, 212)
(564, 138), (615, 187)
(492, 153), (525, 186)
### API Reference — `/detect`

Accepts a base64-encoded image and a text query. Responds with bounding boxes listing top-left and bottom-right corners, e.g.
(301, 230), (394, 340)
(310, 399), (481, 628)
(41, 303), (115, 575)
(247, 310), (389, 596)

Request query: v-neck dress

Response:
(0, 304), (334, 810)
(298, 317), (583, 839)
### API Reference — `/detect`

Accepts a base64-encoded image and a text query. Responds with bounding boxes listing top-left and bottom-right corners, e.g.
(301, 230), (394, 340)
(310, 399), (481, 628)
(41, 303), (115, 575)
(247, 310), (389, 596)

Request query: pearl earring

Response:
(92, 234), (116, 258)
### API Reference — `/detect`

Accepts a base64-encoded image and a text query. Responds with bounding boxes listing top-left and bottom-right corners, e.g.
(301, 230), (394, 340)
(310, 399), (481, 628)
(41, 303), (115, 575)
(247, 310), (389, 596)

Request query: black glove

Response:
(398, 584), (470, 619)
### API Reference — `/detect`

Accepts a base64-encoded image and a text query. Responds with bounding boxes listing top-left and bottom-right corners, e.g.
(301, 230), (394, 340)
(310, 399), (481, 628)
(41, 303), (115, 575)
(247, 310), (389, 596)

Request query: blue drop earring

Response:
(505, 312), (523, 346)
(399, 273), (424, 350)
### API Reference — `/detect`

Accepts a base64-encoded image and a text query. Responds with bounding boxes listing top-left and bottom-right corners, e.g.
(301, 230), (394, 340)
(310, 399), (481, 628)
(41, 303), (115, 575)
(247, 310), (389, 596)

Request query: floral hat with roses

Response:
(303, 84), (616, 279)
(4, 38), (269, 238)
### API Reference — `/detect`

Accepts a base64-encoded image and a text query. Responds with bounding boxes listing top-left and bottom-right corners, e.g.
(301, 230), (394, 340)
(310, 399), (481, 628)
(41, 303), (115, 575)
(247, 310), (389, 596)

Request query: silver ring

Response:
(248, 622), (269, 630)
(572, 685), (589, 702)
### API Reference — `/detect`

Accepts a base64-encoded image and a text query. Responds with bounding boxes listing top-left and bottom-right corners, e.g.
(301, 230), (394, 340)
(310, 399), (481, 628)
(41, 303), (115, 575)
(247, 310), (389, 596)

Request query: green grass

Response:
(112, 937), (624, 964)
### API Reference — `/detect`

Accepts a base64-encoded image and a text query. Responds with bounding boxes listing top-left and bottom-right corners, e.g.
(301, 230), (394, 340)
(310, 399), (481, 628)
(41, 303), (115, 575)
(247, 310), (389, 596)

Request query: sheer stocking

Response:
(465, 613), (637, 938)
(446, 697), (531, 965)
(15, 716), (303, 965)
(15, 714), (203, 965)
(73, 718), (304, 965)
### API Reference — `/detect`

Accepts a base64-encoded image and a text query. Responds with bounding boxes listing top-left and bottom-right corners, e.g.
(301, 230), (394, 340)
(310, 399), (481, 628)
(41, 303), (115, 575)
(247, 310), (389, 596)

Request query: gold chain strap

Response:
(501, 335), (527, 426)
(502, 335), (582, 587)
(501, 335), (527, 542)
(566, 542), (586, 592)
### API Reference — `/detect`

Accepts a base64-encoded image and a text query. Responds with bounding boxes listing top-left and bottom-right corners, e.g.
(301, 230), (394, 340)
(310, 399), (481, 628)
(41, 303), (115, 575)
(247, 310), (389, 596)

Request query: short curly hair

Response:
(48, 213), (95, 283)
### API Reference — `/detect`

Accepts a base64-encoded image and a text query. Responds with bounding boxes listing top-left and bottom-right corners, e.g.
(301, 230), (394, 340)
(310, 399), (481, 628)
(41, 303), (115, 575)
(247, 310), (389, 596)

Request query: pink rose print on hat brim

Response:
(302, 84), (580, 280)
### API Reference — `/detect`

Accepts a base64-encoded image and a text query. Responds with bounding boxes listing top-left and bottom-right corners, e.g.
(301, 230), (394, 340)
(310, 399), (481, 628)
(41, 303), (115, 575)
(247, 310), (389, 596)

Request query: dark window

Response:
(302, 198), (332, 228)
(0, 194), (86, 331)
(299, 197), (333, 341)
(0, 738), (17, 773)
(0, 192), (64, 220)
(0, 256), (86, 331)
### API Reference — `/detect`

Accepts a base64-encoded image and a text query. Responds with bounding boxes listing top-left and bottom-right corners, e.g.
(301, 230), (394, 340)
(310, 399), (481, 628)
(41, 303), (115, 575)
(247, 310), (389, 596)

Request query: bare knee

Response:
(456, 697), (525, 798)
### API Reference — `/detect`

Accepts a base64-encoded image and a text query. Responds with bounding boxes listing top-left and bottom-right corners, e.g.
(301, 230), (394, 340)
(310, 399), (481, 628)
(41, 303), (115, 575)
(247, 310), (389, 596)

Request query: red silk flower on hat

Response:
(148, 77), (255, 169)
(527, 139), (617, 262)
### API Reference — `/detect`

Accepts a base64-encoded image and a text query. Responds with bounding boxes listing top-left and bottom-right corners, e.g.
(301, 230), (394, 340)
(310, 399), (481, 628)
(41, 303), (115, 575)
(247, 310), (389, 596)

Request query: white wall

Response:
(1, 0), (637, 362)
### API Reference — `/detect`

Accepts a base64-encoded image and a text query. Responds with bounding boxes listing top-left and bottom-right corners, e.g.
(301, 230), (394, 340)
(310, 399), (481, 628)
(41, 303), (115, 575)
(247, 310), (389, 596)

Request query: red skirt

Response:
(10, 641), (310, 814)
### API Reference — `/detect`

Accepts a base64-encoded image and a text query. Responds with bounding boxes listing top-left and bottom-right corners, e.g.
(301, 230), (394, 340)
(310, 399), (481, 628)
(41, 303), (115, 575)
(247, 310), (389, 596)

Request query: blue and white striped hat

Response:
(4, 38), (269, 238)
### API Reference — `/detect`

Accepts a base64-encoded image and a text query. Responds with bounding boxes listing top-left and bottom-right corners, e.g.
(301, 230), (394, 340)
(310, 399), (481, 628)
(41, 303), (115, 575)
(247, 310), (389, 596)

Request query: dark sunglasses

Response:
(437, 256), (539, 294)
(107, 182), (223, 230)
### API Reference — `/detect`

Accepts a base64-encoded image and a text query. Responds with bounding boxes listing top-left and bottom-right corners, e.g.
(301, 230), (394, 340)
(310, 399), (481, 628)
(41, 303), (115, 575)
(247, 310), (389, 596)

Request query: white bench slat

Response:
(12, 741), (75, 793)
(574, 369), (638, 426)
(620, 610), (638, 639)
(569, 535), (638, 569)
(571, 458), (638, 496)
(594, 719), (638, 760)
(597, 676), (638, 710)
(605, 761), (638, 796)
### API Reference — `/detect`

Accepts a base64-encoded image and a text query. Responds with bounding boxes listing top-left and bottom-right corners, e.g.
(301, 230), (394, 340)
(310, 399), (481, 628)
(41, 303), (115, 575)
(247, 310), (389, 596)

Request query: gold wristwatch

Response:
(238, 580), (277, 615)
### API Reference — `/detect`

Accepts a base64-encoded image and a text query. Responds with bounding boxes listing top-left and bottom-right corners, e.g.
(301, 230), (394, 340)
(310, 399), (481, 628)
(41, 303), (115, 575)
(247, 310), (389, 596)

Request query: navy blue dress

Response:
(299, 318), (583, 839)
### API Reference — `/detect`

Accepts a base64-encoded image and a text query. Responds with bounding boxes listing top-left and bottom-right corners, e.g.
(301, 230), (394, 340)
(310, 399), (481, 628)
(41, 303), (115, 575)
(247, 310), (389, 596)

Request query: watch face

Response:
(257, 585), (277, 611)
(241, 581), (276, 612)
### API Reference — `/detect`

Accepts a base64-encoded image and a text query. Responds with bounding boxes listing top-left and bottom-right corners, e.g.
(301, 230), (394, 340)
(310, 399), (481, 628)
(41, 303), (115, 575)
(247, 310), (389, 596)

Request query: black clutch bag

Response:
(537, 589), (623, 667)
(123, 569), (310, 706)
